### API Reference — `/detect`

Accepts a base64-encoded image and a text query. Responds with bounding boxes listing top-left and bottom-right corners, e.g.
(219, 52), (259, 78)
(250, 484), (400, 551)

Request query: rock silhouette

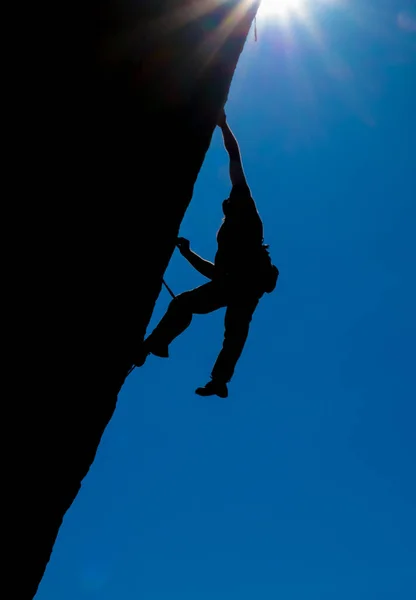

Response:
(13, 2), (259, 598)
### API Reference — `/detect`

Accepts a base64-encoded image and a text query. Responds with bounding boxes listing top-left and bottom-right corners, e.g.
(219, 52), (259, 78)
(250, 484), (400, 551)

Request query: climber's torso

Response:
(214, 182), (265, 280)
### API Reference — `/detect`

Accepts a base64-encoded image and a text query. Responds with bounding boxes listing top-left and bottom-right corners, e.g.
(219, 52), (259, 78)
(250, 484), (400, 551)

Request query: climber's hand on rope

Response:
(176, 237), (190, 255)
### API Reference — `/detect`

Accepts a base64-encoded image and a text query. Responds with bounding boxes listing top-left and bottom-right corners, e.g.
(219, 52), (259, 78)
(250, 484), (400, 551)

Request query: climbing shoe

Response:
(149, 342), (169, 358)
(195, 380), (228, 398)
(133, 340), (169, 367)
(133, 346), (149, 367)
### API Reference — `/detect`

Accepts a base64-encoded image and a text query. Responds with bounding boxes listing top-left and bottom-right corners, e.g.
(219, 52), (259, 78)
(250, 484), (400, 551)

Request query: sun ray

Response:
(258, 0), (309, 20)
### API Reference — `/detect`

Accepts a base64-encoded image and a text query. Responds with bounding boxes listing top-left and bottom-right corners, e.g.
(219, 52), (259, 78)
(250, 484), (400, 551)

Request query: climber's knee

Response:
(169, 291), (192, 314)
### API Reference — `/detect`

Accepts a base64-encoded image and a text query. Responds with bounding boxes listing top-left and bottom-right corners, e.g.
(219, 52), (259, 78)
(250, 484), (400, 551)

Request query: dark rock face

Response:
(15, 2), (258, 597)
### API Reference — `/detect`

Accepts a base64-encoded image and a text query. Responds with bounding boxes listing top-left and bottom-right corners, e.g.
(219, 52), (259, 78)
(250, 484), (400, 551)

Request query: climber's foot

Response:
(195, 380), (228, 399)
(133, 346), (149, 367)
(149, 341), (169, 358)
(133, 339), (169, 366)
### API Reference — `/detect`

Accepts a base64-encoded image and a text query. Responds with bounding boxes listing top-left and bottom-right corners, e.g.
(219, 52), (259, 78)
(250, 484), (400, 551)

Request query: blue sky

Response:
(36, 2), (416, 598)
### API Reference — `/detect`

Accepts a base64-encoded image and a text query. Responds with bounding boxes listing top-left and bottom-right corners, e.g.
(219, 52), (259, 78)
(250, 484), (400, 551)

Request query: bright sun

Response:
(258, 0), (307, 18)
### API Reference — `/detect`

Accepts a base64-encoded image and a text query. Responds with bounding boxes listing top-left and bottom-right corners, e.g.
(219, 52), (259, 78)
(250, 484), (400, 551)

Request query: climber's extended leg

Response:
(134, 281), (227, 366)
(195, 294), (260, 398)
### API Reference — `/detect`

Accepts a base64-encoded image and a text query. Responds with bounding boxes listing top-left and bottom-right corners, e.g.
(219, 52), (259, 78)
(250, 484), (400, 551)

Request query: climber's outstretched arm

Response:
(176, 237), (215, 279)
(218, 109), (248, 188)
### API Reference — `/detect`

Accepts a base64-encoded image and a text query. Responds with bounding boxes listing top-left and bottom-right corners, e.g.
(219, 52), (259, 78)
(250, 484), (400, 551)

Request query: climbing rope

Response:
(162, 277), (176, 299)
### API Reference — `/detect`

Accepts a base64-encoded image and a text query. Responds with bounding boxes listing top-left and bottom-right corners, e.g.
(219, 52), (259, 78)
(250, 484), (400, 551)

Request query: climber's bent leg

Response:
(145, 280), (227, 357)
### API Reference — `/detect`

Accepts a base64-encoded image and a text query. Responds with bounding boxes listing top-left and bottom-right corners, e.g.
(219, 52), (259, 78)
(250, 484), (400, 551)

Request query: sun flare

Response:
(258, 0), (307, 19)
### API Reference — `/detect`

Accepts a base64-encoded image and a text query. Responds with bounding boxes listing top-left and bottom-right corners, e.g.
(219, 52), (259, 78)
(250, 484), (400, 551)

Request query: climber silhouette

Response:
(134, 108), (278, 397)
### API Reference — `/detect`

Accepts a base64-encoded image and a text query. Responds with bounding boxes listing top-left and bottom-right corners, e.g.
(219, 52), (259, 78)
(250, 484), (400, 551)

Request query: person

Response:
(134, 108), (278, 397)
